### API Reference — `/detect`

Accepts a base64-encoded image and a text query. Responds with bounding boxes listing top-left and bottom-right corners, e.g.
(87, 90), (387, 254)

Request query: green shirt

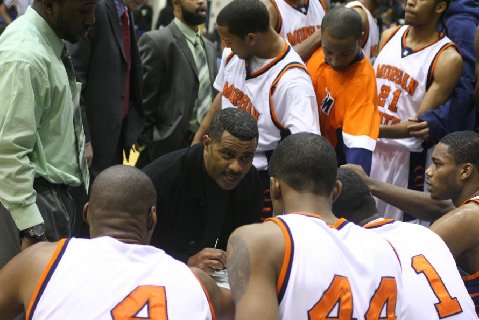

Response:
(0, 7), (82, 231)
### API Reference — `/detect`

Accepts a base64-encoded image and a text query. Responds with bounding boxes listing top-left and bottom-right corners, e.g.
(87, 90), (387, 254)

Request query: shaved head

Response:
(87, 165), (157, 243)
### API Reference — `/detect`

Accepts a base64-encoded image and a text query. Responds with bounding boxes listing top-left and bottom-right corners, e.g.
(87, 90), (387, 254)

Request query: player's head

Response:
(33, 0), (98, 43)
(172, 0), (207, 27)
(85, 165), (157, 244)
(426, 131), (479, 205)
(269, 133), (338, 213)
(204, 108), (258, 191)
(321, 7), (363, 72)
(216, 0), (270, 60)
(404, 0), (449, 27)
(333, 168), (379, 225)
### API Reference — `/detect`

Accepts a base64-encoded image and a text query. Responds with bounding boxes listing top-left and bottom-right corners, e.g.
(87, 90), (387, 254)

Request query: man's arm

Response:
(341, 164), (454, 220)
(0, 242), (57, 319)
(191, 267), (234, 319)
(474, 26), (479, 105)
(227, 223), (282, 320)
(0, 62), (45, 236)
(0, 3), (11, 25)
(430, 203), (479, 260)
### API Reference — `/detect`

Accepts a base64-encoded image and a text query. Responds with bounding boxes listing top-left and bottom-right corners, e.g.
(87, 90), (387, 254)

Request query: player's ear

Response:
(331, 180), (342, 203)
(460, 163), (474, 181)
(245, 32), (257, 46)
(270, 176), (281, 200)
(148, 206), (157, 232)
(83, 202), (90, 225)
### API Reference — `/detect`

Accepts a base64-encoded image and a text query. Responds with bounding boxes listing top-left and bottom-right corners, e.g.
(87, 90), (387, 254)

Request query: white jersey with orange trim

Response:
(373, 25), (455, 152)
(214, 45), (320, 170)
(268, 213), (404, 319)
(270, 0), (327, 46)
(364, 218), (476, 319)
(27, 237), (214, 320)
(345, 1), (379, 62)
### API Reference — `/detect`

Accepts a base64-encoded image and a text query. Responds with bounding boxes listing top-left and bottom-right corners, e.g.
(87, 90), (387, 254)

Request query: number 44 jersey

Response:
(26, 237), (214, 320)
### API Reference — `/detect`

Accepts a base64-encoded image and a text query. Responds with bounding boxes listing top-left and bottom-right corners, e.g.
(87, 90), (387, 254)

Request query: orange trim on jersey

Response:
(291, 212), (349, 229)
(225, 51), (235, 66)
(270, 0), (283, 33)
(462, 196), (479, 206)
(265, 217), (293, 297)
(379, 25), (401, 52)
(401, 26), (446, 54)
(249, 41), (289, 78)
(462, 270), (479, 281)
(330, 218), (348, 229)
(471, 292), (479, 298)
(269, 62), (307, 130)
(193, 273), (217, 320)
(26, 239), (68, 320)
(426, 43), (458, 88)
(364, 218), (395, 229)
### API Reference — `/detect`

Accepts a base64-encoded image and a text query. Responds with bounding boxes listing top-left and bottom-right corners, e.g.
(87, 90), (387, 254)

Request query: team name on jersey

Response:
(223, 81), (260, 120)
(288, 25), (321, 46)
(376, 64), (419, 96)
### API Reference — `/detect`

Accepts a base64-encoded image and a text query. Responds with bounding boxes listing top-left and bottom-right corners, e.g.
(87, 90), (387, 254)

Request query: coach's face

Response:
(425, 143), (462, 202)
(322, 30), (360, 72)
(44, 0), (98, 43)
(204, 131), (256, 190)
(217, 25), (254, 60)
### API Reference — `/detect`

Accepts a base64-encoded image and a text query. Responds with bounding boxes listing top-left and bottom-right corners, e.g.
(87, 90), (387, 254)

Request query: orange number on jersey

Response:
(378, 84), (401, 113)
(111, 285), (168, 320)
(412, 254), (463, 318)
(365, 277), (397, 320)
(308, 275), (354, 319)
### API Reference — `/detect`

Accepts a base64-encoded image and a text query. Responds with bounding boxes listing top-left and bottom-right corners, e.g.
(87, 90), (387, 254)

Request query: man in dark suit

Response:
(67, 0), (144, 179)
(135, 0), (218, 168)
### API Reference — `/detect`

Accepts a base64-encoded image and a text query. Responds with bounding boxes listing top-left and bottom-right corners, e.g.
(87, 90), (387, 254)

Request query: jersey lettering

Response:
(287, 25), (321, 46)
(111, 285), (168, 320)
(308, 275), (397, 319)
(376, 64), (419, 96)
(223, 81), (260, 120)
(412, 254), (463, 318)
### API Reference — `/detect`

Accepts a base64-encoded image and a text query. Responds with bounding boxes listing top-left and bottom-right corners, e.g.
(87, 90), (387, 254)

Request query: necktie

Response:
(61, 45), (90, 192)
(192, 35), (212, 127)
(121, 11), (131, 116)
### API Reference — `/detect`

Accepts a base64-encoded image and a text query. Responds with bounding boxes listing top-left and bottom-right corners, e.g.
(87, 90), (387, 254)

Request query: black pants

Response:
(0, 178), (75, 269)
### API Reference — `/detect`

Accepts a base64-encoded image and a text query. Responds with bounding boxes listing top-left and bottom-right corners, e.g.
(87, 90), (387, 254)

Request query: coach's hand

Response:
(187, 248), (227, 275)
(407, 117), (429, 140)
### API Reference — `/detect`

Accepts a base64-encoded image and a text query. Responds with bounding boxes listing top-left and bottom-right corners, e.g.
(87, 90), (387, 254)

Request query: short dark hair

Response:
(332, 168), (377, 223)
(269, 133), (337, 195)
(216, 0), (270, 38)
(321, 7), (363, 41)
(440, 131), (479, 169)
(206, 108), (259, 143)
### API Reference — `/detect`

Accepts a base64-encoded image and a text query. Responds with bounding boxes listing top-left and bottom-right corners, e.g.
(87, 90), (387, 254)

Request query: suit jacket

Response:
(143, 142), (264, 263)
(137, 21), (218, 162)
(67, 0), (144, 177)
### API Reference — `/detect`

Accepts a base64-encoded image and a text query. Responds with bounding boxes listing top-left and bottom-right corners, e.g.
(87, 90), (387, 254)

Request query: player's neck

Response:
(456, 185), (479, 207)
(254, 31), (285, 60)
(406, 23), (441, 49)
(281, 192), (338, 225)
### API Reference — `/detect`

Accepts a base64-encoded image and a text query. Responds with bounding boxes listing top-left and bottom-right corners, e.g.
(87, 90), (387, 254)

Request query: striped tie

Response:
(61, 45), (90, 192)
(189, 35), (212, 131)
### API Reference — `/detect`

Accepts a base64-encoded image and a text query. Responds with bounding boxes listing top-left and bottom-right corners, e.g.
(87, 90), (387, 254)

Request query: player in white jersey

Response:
(227, 133), (404, 319)
(0, 166), (233, 319)
(261, 0), (328, 61)
(333, 167), (476, 319)
(370, 0), (463, 221)
(345, 0), (379, 62)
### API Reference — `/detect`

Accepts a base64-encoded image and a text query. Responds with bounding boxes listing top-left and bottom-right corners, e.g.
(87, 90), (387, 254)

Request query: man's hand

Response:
(340, 164), (373, 189)
(407, 117), (429, 140)
(187, 248), (227, 274)
(20, 235), (46, 251)
(85, 142), (93, 168)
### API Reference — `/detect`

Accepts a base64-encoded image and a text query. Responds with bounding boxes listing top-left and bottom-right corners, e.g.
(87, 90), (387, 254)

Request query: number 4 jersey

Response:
(267, 213), (405, 319)
(26, 237), (214, 320)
